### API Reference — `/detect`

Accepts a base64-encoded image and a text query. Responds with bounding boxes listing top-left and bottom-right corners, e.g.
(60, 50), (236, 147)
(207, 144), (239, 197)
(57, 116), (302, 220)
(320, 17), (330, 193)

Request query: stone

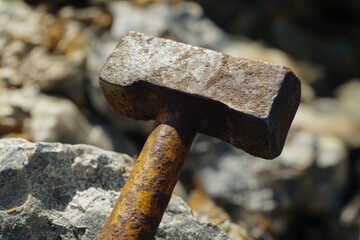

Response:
(0, 89), (114, 151)
(0, 99), (28, 135)
(0, 1), (87, 105)
(109, 0), (227, 50)
(157, 196), (230, 240)
(172, 181), (187, 200)
(188, 188), (253, 240)
(336, 79), (360, 126)
(0, 138), (230, 240)
(340, 193), (360, 226)
(25, 94), (113, 151)
(0, 67), (21, 88)
(20, 47), (86, 105)
(292, 99), (360, 147)
(339, 193), (360, 239)
(188, 130), (348, 237)
(0, 88), (34, 137)
(167, 1), (228, 49)
(110, 1), (169, 39)
(58, 6), (113, 31)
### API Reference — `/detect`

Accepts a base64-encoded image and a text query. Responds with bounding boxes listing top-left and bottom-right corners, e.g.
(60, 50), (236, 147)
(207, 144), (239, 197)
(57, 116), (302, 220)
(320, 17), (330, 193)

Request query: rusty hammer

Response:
(98, 31), (301, 239)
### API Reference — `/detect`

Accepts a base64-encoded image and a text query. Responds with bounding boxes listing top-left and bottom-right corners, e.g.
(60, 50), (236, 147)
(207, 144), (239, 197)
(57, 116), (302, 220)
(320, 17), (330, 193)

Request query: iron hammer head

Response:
(100, 31), (301, 159)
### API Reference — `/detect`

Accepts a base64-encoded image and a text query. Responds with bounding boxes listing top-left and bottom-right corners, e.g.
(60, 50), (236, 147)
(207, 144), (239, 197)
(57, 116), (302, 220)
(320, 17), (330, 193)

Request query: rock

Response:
(0, 67), (21, 88)
(292, 99), (360, 147)
(167, 1), (228, 49)
(157, 196), (230, 240)
(0, 1), (87, 105)
(109, 0), (226, 49)
(0, 138), (132, 239)
(59, 5), (113, 32)
(172, 181), (187, 200)
(188, 130), (348, 237)
(0, 100), (28, 135)
(336, 79), (360, 126)
(188, 188), (254, 240)
(341, 193), (360, 226)
(24, 93), (114, 151)
(0, 138), (230, 240)
(0, 88), (33, 137)
(339, 193), (360, 239)
(0, 89), (114, 151)
(110, 1), (169, 39)
(20, 47), (86, 105)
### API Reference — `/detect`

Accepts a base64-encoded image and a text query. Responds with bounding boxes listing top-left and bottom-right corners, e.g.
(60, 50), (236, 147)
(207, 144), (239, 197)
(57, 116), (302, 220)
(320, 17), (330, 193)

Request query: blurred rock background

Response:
(0, 0), (359, 239)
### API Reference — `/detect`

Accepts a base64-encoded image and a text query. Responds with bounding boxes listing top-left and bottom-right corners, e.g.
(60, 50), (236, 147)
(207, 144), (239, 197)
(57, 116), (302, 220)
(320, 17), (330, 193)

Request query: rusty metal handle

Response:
(98, 107), (199, 239)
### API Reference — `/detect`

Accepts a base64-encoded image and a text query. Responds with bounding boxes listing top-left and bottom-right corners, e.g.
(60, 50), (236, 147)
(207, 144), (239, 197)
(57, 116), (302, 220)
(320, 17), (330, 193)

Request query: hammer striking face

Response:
(98, 31), (301, 239)
(100, 31), (301, 159)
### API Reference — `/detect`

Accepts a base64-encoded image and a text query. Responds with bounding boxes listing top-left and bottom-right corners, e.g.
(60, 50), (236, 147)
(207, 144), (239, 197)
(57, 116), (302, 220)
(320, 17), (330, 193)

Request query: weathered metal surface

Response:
(99, 31), (301, 158)
(98, 32), (301, 240)
(97, 107), (199, 239)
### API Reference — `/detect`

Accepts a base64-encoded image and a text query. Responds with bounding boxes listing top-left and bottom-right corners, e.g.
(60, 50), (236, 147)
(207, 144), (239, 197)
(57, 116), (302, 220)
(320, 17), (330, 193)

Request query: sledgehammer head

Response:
(99, 31), (301, 159)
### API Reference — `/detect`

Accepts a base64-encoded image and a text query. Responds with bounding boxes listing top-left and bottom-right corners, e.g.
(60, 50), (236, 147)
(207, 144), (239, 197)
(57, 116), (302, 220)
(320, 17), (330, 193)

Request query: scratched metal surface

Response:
(101, 31), (292, 118)
(99, 31), (301, 158)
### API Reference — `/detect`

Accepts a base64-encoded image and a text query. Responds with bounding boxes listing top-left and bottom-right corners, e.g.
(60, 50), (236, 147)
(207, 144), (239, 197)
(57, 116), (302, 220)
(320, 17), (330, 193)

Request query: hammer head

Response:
(100, 31), (301, 159)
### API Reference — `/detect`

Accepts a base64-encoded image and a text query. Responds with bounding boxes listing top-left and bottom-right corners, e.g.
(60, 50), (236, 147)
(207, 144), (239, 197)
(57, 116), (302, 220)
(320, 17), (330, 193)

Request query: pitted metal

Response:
(98, 31), (301, 239)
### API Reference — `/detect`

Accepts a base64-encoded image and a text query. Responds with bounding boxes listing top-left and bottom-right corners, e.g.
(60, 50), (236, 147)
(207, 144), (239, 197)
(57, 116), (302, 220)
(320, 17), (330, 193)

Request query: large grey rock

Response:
(0, 138), (230, 240)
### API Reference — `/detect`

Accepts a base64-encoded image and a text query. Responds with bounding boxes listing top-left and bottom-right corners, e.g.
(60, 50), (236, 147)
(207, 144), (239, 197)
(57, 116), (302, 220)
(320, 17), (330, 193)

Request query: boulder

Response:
(0, 138), (230, 240)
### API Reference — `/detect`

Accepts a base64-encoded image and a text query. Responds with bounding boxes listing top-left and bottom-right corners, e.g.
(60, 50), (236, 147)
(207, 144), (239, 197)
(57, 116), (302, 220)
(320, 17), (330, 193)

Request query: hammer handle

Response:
(98, 108), (198, 239)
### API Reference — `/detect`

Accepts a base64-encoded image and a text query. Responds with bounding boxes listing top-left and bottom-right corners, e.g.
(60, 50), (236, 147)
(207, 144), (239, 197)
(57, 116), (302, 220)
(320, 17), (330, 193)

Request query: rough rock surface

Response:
(1, 1), (359, 239)
(292, 99), (360, 148)
(0, 1), (87, 105)
(188, 130), (348, 237)
(0, 138), (230, 240)
(0, 88), (114, 151)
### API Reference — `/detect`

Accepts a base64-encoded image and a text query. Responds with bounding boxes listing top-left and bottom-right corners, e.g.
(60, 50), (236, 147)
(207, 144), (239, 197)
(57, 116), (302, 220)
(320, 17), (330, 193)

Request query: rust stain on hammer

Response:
(99, 31), (301, 159)
(98, 108), (198, 239)
(98, 31), (301, 239)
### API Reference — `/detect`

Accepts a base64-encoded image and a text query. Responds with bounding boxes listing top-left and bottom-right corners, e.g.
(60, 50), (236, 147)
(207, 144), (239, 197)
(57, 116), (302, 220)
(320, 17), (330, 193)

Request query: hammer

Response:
(98, 31), (301, 239)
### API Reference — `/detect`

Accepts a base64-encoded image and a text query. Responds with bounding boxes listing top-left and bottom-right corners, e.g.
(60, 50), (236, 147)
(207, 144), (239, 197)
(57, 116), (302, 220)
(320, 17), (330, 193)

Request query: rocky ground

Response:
(0, 0), (359, 239)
